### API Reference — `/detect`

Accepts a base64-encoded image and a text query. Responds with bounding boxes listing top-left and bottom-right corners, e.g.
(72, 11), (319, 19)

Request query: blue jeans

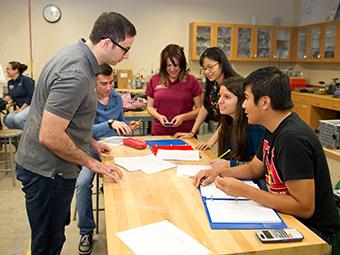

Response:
(76, 166), (96, 235)
(16, 164), (76, 255)
(4, 106), (30, 129)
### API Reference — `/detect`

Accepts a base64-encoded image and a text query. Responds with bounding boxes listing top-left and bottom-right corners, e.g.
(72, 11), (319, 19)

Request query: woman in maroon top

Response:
(146, 44), (203, 135)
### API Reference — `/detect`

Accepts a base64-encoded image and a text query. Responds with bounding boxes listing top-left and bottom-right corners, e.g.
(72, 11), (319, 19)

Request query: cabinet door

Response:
(235, 26), (253, 59)
(216, 25), (233, 58)
(324, 25), (336, 59)
(310, 26), (322, 59)
(274, 28), (292, 60)
(296, 28), (308, 60)
(254, 27), (272, 60)
(293, 102), (312, 126)
(189, 23), (213, 60)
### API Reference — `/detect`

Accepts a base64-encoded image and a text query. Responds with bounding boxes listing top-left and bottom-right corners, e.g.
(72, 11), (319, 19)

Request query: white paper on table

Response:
(200, 181), (259, 200)
(206, 200), (281, 223)
(116, 220), (211, 255)
(156, 149), (200, 161)
(176, 165), (211, 177)
(114, 154), (176, 173)
(101, 136), (124, 146)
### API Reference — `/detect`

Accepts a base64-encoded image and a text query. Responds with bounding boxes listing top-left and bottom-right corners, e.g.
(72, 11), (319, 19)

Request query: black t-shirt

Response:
(256, 112), (339, 234)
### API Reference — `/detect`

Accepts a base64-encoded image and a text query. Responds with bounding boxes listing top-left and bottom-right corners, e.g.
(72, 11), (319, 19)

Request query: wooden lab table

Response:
(102, 136), (330, 255)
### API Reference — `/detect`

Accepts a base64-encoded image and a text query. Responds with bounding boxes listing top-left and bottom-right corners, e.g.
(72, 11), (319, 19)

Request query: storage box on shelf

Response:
(319, 119), (340, 149)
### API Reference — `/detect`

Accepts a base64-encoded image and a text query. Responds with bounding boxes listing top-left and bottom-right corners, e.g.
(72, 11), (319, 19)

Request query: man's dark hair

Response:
(96, 63), (113, 77)
(243, 66), (293, 110)
(89, 12), (136, 44)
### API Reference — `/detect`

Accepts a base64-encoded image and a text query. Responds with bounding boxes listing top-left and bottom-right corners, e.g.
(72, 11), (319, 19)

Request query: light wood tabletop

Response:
(102, 136), (330, 255)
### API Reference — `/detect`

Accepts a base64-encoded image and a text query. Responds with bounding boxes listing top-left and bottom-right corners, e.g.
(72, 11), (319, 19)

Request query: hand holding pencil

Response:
(210, 149), (232, 168)
(129, 119), (141, 130)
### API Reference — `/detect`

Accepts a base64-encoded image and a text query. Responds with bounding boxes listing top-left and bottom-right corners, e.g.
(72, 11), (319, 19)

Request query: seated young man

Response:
(76, 64), (139, 255)
(194, 66), (339, 245)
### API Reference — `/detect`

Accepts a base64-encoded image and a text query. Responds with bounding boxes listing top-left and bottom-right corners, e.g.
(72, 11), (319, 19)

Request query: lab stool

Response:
(73, 174), (104, 234)
(0, 129), (22, 186)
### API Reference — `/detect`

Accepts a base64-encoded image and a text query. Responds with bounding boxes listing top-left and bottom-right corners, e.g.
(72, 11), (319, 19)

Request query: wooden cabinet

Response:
(293, 21), (340, 62)
(273, 27), (294, 61)
(234, 25), (275, 61)
(234, 25), (293, 62)
(216, 24), (234, 59)
(189, 23), (213, 60)
(322, 21), (340, 62)
(189, 22), (234, 60)
(294, 26), (308, 61)
(234, 25), (254, 60)
(291, 92), (338, 130)
(190, 21), (340, 63)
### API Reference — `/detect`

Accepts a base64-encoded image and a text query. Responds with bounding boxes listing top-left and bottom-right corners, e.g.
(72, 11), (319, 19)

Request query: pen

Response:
(218, 149), (231, 159)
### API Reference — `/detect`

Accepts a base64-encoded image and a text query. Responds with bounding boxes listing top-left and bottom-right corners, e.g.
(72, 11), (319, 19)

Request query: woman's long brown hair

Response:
(218, 77), (249, 160)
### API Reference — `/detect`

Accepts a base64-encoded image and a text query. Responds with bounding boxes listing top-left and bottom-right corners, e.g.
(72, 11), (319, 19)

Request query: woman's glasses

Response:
(201, 62), (219, 73)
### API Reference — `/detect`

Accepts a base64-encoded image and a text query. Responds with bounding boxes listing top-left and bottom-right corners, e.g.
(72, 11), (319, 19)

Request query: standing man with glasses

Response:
(15, 12), (136, 255)
(76, 63), (139, 255)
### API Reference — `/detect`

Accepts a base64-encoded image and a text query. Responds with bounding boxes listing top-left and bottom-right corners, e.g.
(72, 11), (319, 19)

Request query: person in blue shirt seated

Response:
(4, 61), (35, 129)
(198, 77), (266, 189)
(76, 63), (139, 254)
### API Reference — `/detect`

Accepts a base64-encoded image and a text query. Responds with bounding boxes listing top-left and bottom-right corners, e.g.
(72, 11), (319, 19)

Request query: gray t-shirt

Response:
(16, 39), (98, 179)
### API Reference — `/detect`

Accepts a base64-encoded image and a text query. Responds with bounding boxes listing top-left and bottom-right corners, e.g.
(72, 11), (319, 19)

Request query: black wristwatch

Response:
(108, 119), (114, 129)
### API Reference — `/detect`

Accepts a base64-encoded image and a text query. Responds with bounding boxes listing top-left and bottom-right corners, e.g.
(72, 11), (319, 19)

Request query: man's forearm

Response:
(241, 185), (314, 219)
(41, 130), (97, 170)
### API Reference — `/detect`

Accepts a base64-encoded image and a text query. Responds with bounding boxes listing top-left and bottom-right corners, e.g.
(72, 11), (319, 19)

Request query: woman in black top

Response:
(174, 47), (240, 150)
(4, 61), (34, 129)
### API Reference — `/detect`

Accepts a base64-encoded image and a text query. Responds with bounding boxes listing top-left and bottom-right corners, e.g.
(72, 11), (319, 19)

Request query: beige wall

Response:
(0, 0), (300, 81)
(295, 63), (340, 86)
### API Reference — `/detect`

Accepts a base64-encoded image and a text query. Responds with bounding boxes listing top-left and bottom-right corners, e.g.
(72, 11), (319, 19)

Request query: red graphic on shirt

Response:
(262, 139), (289, 195)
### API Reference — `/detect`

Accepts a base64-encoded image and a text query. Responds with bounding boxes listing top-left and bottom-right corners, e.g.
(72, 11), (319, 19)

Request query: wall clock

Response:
(43, 4), (62, 23)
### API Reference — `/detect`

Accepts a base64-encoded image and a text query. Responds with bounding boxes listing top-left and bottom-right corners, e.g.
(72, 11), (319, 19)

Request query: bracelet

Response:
(189, 131), (195, 136)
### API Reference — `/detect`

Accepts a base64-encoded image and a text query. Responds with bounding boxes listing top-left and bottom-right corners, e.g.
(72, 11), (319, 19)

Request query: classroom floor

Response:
(1, 133), (340, 255)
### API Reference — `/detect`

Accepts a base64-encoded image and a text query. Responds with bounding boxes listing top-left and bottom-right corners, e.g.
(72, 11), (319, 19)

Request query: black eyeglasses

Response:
(105, 38), (130, 55)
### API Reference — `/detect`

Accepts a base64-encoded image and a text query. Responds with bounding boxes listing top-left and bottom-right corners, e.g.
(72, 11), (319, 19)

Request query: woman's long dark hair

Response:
(199, 47), (240, 120)
(159, 44), (188, 86)
(218, 77), (249, 161)
(200, 47), (240, 97)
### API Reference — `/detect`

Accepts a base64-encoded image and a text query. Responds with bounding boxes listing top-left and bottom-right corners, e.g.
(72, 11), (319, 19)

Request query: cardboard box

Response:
(116, 69), (133, 89)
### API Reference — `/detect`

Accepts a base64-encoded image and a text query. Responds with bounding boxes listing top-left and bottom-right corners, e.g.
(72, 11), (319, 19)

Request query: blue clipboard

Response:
(145, 139), (188, 148)
(199, 187), (287, 229)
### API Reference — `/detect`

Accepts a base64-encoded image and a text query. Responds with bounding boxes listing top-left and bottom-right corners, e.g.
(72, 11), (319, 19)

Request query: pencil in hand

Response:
(218, 149), (231, 159)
